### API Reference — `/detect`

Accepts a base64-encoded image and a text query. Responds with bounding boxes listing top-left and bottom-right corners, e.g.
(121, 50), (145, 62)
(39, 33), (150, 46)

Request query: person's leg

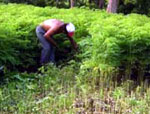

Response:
(49, 36), (55, 63)
(36, 26), (53, 64)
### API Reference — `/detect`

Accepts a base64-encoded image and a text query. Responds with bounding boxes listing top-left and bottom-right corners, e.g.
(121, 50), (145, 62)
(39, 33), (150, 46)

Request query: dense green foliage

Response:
(1, 64), (150, 113)
(86, 13), (150, 79)
(0, 3), (93, 69)
(1, 3), (150, 78)
(1, 0), (150, 15)
(1, 3), (150, 113)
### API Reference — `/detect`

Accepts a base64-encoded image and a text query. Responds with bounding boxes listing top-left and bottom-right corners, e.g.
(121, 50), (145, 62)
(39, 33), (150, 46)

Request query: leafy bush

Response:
(1, 3), (150, 80)
(0, 3), (95, 70)
(85, 13), (150, 79)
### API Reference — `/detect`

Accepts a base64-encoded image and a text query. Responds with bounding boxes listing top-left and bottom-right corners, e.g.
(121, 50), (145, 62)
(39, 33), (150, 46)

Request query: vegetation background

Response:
(0, 0), (150, 113)
(1, 0), (150, 15)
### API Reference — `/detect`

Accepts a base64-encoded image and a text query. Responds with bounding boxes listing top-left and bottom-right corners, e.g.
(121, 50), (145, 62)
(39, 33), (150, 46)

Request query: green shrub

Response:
(85, 13), (150, 79)
(1, 3), (150, 79)
(0, 3), (95, 70)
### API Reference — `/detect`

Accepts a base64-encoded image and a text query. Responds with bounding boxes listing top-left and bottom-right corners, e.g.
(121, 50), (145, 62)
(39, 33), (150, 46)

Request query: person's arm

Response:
(67, 36), (78, 51)
(44, 28), (59, 49)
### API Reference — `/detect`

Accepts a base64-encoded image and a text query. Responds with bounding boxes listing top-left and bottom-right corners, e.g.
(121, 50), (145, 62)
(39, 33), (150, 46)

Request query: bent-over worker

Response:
(36, 19), (78, 65)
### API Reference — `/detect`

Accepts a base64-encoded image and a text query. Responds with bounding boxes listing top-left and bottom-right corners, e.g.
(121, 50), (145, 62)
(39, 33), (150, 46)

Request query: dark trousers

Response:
(36, 26), (55, 64)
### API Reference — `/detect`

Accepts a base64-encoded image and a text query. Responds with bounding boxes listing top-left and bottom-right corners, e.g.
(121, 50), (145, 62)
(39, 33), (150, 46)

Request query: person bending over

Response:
(36, 19), (78, 65)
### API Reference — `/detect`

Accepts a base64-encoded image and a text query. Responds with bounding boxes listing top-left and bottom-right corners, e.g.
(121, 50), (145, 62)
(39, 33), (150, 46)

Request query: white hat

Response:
(66, 23), (75, 33)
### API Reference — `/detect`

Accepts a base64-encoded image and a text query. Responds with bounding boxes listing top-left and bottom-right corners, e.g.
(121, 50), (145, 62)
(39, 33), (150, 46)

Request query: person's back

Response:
(40, 19), (64, 33)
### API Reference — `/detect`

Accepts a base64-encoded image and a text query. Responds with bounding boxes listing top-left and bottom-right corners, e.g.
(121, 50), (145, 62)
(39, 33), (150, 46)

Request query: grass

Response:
(1, 64), (150, 114)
